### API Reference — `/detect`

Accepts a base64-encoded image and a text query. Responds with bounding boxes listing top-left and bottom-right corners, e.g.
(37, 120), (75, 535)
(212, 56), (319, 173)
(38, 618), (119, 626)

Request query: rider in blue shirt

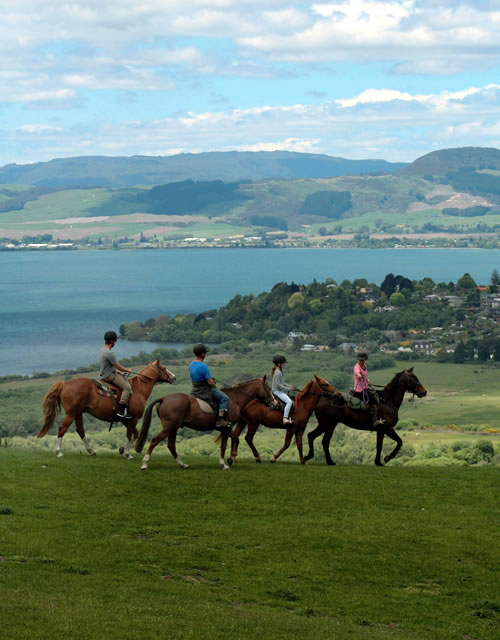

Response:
(190, 343), (230, 428)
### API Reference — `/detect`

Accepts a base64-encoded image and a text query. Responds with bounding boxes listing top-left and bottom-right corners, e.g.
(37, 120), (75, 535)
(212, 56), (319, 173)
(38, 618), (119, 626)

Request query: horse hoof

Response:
(140, 465), (147, 471)
(270, 457), (277, 464)
(89, 451), (96, 457)
(227, 457), (233, 466)
(56, 452), (64, 458)
(375, 461), (384, 467)
(127, 454), (133, 460)
(327, 461), (336, 466)
(222, 464), (230, 471)
(255, 458), (261, 463)
(119, 447), (124, 455)
(384, 455), (390, 464)
(304, 455), (311, 461)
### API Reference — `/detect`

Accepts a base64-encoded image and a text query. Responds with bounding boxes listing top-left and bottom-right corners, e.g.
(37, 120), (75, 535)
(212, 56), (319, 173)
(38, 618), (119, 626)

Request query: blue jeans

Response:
(273, 391), (293, 418)
(212, 388), (229, 411)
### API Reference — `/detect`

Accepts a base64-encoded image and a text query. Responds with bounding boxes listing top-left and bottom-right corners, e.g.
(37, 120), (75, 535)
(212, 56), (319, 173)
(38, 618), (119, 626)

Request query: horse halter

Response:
(134, 362), (176, 383)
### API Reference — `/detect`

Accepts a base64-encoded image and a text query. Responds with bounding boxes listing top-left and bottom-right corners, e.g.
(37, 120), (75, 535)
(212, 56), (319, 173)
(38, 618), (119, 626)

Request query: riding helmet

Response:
(104, 330), (118, 343)
(193, 343), (209, 356)
(272, 354), (287, 364)
(357, 350), (368, 360)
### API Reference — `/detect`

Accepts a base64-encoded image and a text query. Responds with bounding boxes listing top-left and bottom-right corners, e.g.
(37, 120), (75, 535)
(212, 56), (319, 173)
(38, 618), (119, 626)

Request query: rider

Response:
(353, 350), (384, 427)
(98, 330), (134, 420)
(189, 343), (231, 429)
(271, 354), (294, 425)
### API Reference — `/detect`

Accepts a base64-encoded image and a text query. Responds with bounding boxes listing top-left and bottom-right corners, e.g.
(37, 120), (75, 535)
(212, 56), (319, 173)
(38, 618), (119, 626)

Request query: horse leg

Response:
(75, 414), (96, 456)
(271, 428), (293, 463)
(244, 423), (262, 463)
(141, 429), (169, 471)
(304, 424), (325, 462)
(218, 431), (230, 471)
(375, 429), (385, 466)
(295, 429), (305, 464)
(383, 427), (403, 464)
(165, 431), (190, 469)
(227, 420), (244, 465)
(121, 422), (138, 460)
(322, 426), (336, 466)
(55, 412), (76, 458)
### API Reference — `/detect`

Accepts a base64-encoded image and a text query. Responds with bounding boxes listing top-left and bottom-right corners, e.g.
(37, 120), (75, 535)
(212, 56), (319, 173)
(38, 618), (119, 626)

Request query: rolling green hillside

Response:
(1, 147), (500, 244)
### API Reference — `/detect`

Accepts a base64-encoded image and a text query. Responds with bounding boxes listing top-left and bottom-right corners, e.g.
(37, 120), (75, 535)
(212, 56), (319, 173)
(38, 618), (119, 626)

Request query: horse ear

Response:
(154, 359), (160, 365)
(262, 374), (266, 382)
(407, 367), (414, 373)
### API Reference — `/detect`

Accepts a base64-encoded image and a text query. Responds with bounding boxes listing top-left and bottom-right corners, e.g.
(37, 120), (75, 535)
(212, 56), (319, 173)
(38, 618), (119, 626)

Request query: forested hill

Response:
(119, 272), (498, 363)
(0, 151), (406, 188)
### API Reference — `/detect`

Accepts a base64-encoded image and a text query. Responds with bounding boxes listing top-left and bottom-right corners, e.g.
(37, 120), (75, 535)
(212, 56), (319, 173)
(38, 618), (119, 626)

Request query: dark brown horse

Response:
(228, 376), (337, 465)
(304, 368), (427, 466)
(135, 376), (274, 471)
(38, 360), (176, 459)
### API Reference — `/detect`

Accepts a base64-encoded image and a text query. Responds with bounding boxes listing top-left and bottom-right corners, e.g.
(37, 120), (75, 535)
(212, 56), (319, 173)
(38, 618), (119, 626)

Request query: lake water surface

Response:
(1, 248), (497, 375)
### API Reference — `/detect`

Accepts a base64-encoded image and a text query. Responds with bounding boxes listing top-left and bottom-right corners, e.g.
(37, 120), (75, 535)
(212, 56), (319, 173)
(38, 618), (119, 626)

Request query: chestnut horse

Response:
(228, 376), (337, 465)
(38, 360), (176, 459)
(136, 376), (274, 471)
(304, 368), (427, 466)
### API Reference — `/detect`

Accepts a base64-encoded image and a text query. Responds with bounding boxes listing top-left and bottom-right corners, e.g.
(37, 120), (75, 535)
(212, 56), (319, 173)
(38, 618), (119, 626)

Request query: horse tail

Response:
(135, 397), (162, 453)
(38, 382), (64, 438)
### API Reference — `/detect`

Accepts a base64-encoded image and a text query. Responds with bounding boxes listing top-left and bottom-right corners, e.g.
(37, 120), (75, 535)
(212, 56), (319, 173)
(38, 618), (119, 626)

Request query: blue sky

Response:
(1, 0), (499, 166)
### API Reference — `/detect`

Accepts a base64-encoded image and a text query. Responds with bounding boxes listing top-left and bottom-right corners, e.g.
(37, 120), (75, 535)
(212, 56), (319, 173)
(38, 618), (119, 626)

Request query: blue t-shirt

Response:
(189, 360), (211, 382)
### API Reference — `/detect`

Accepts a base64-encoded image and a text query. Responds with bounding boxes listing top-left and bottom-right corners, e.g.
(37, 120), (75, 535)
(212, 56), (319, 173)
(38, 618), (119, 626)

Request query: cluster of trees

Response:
(442, 205), (492, 217)
(0, 187), (59, 213)
(300, 190), (352, 218)
(447, 167), (500, 199)
(89, 179), (250, 217)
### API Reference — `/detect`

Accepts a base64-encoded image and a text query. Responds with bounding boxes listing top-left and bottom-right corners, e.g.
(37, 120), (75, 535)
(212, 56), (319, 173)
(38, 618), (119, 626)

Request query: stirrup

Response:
(117, 405), (131, 420)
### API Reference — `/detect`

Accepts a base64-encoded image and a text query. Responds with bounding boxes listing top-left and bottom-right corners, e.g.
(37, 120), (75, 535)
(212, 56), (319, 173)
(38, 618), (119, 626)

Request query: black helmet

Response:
(273, 354), (287, 364)
(193, 343), (209, 357)
(357, 350), (368, 360)
(104, 330), (118, 343)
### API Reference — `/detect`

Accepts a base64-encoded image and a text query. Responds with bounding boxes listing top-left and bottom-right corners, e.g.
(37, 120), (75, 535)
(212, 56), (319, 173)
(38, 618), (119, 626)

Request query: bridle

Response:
(130, 362), (176, 384)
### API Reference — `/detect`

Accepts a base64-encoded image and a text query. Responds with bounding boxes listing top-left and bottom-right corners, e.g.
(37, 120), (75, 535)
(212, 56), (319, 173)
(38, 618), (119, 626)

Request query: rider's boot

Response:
(215, 410), (231, 429)
(282, 415), (293, 425)
(117, 403), (132, 420)
(370, 404), (384, 427)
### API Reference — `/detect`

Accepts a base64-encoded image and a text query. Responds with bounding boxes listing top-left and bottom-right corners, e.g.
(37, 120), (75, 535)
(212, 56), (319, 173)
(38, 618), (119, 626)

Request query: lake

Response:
(1, 247), (498, 375)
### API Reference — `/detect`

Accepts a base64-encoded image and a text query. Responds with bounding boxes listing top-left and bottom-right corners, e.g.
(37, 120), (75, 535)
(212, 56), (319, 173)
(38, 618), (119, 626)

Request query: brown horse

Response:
(228, 376), (337, 465)
(38, 360), (176, 458)
(135, 376), (274, 471)
(304, 368), (427, 466)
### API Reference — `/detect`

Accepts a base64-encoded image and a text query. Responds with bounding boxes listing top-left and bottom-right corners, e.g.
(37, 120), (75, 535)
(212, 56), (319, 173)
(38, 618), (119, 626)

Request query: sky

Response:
(1, 0), (500, 167)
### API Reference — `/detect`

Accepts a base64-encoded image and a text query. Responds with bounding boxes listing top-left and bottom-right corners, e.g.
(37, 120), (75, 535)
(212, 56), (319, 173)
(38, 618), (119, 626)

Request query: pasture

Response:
(1, 449), (498, 640)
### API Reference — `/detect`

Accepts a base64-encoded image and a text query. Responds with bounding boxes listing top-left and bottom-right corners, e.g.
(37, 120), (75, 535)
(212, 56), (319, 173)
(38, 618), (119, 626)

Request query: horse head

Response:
(402, 368), (427, 398)
(147, 360), (176, 384)
(314, 375), (339, 397)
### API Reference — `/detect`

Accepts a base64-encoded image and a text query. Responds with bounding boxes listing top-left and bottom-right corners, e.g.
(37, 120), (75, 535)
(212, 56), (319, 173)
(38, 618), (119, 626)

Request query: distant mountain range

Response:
(0, 151), (407, 188)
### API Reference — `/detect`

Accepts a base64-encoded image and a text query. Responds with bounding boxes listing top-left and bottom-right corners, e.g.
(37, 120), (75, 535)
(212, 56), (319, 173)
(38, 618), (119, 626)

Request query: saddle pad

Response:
(94, 380), (119, 398)
(342, 392), (368, 411)
(194, 398), (216, 414)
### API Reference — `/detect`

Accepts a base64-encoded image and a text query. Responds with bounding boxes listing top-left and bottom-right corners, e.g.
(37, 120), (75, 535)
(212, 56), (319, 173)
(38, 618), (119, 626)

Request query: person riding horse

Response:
(98, 330), (134, 420)
(189, 343), (231, 428)
(353, 350), (384, 427)
(271, 354), (295, 425)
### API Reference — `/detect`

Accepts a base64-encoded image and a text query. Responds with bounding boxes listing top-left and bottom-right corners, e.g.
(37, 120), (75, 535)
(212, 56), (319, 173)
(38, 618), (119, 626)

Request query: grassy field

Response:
(1, 449), (499, 640)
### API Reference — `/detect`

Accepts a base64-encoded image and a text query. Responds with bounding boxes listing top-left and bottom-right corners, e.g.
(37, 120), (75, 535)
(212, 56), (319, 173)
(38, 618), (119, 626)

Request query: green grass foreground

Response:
(1, 450), (499, 640)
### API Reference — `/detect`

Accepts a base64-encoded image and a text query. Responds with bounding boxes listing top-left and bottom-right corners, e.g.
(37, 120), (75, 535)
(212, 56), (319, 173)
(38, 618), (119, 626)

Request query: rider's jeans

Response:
(273, 391), (293, 418)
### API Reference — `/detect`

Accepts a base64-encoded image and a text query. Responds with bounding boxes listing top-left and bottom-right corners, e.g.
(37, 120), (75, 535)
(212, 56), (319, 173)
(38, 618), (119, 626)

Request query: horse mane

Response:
(380, 371), (403, 401)
(221, 377), (260, 390)
(295, 379), (315, 402)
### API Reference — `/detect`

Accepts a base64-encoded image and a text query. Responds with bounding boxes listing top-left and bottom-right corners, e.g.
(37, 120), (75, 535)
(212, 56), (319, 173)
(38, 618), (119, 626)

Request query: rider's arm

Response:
(115, 361), (133, 374)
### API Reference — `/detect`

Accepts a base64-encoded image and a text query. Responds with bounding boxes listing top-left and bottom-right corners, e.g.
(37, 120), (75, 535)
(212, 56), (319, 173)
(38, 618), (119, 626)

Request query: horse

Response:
(228, 376), (337, 465)
(38, 360), (176, 459)
(135, 376), (274, 471)
(304, 368), (427, 466)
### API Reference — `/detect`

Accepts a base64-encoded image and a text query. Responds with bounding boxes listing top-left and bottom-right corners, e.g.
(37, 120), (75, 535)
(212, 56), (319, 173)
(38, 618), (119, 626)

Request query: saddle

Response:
(342, 391), (368, 412)
(192, 397), (216, 414)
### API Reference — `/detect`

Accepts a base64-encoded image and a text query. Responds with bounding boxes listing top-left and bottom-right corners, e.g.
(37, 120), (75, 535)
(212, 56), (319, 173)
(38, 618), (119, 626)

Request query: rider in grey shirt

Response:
(99, 330), (134, 420)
